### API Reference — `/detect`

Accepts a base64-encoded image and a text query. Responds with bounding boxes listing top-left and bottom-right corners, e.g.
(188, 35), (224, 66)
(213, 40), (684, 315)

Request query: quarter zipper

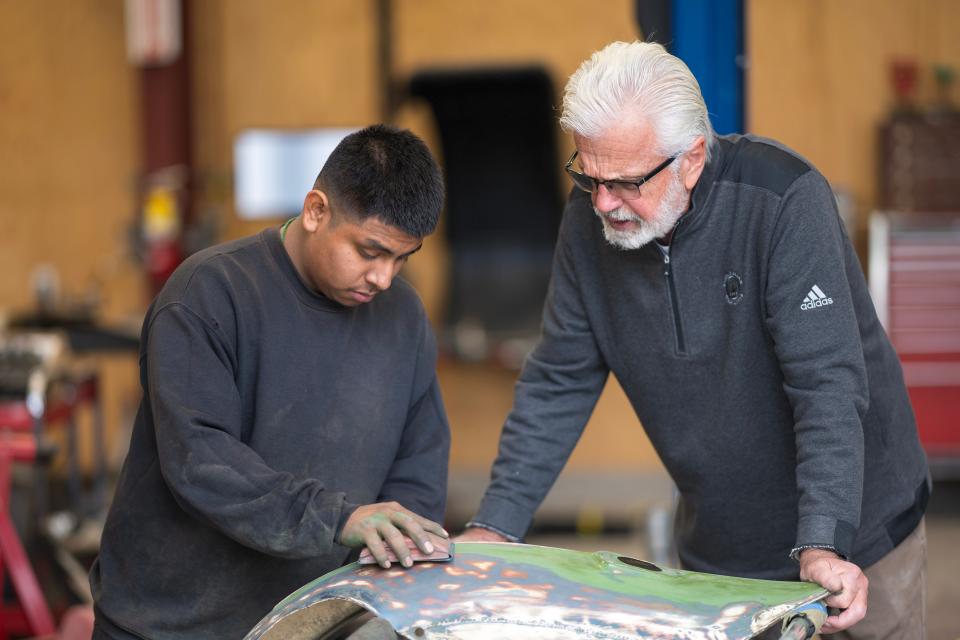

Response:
(663, 253), (687, 354)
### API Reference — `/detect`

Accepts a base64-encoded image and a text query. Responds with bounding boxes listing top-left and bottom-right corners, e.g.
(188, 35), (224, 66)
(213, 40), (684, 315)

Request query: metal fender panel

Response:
(245, 542), (827, 640)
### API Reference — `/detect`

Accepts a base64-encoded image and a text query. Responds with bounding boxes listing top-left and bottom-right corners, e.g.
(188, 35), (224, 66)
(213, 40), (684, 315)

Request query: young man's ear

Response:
(302, 190), (331, 232)
(681, 135), (707, 191)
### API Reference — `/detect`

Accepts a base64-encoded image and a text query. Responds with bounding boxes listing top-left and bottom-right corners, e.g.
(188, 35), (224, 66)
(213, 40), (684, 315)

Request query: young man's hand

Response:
(339, 502), (448, 569)
(799, 548), (869, 633)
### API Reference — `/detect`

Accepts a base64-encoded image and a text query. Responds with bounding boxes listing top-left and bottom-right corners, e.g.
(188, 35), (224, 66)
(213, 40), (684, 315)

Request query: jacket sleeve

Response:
(377, 316), (450, 523)
(146, 302), (353, 560)
(471, 205), (610, 539)
(763, 170), (868, 559)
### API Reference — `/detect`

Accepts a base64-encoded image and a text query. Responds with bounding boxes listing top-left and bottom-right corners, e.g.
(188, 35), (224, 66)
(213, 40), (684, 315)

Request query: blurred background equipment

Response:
(409, 66), (563, 366)
(126, 0), (196, 298)
(0, 332), (106, 638)
(870, 212), (960, 479)
(870, 59), (960, 480)
(0, 264), (137, 638)
(879, 60), (960, 213)
(0, 333), (63, 638)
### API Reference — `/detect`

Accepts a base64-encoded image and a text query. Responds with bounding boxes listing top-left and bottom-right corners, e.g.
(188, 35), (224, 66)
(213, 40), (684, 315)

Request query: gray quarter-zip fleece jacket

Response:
(472, 134), (929, 579)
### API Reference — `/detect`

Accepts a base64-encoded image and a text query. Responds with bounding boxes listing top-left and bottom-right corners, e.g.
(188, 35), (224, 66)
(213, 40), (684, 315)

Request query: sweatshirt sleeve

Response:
(377, 316), (450, 523)
(146, 302), (352, 560)
(763, 170), (868, 559)
(471, 207), (610, 539)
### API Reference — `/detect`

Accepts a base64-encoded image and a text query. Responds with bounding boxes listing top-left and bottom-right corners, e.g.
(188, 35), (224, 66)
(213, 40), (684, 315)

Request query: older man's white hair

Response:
(560, 41), (715, 160)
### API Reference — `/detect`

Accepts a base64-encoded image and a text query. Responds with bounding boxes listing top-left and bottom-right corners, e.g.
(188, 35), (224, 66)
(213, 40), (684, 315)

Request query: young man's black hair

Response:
(316, 124), (444, 238)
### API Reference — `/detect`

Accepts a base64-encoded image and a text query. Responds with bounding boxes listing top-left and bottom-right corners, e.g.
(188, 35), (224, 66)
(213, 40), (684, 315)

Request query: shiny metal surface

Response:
(245, 542), (826, 640)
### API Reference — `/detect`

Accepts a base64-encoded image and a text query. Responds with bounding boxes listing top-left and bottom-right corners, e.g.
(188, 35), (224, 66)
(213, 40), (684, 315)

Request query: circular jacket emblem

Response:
(723, 272), (744, 305)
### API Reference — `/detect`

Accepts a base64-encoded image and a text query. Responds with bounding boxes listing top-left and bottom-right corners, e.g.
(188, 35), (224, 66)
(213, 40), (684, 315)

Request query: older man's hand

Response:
(452, 526), (510, 543)
(799, 548), (869, 634)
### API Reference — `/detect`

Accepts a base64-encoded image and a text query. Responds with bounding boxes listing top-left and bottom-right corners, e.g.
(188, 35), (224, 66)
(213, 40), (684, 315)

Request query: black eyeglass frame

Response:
(564, 150), (677, 200)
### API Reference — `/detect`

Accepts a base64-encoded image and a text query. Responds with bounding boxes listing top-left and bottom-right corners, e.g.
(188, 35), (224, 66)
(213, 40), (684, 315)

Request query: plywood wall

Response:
(0, 2), (141, 318)
(0, 2), (143, 461)
(190, 0), (382, 244)
(748, 0), (960, 238)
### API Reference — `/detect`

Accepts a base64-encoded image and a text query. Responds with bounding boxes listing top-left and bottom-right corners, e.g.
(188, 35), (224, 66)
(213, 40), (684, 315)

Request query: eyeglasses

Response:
(564, 150), (676, 200)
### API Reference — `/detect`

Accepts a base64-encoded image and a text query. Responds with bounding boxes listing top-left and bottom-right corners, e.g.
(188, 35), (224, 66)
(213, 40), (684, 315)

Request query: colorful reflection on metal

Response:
(245, 542), (827, 639)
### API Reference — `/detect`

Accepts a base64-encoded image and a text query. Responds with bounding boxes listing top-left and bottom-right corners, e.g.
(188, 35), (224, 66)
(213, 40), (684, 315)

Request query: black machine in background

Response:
(634, 0), (672, 45)
(409, 66), (564, 365)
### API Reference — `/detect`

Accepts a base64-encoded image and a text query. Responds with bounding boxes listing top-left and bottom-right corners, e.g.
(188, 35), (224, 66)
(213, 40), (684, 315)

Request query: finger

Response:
(825, 599), (867, 632)
(423, 519), (450, 538)
(823, 579), (854, 609)
(391, 513), (434, 555)
(363, 532), (391, 569)
(408, 511), (449, 538)
(820, 616), (842, 634)
(821, 575), (868, 634)
(814, 567), (843, 597)
(824, 592), (850, 610)
(826, 570), (864, 609)
(379, 523), (413, 568)
(806, 561), (844, 594)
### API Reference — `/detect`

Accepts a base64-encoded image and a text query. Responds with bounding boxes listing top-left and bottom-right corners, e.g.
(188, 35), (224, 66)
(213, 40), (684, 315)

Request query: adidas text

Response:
(801, 297), (833, 310)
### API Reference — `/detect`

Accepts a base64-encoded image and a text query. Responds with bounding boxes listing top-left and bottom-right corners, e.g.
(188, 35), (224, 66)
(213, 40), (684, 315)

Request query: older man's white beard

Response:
(594, 171), (689, 250)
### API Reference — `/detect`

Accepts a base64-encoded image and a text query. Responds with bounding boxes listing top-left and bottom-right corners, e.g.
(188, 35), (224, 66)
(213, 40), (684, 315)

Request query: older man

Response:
(459, 42), (929, 638)
(91, 125), (451, 639)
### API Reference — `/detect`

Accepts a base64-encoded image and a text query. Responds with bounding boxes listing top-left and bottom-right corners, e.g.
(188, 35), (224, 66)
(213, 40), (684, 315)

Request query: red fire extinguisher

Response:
(141, 183), (183, 297)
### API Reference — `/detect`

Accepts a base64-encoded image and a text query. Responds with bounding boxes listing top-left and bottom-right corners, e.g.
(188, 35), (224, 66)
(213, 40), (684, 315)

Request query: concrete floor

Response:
(923, 481), (960, 640)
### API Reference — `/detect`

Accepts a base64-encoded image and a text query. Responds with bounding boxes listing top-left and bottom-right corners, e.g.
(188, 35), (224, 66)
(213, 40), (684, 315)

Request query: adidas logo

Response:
(800, 284), (833, 310)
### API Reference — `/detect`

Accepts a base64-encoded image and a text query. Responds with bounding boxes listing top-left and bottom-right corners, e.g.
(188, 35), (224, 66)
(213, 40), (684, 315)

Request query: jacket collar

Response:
(674, 135), (729, 238)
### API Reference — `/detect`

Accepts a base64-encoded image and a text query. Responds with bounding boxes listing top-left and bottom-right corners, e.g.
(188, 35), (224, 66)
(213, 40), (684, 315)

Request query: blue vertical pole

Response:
(671, 0), (744, 134)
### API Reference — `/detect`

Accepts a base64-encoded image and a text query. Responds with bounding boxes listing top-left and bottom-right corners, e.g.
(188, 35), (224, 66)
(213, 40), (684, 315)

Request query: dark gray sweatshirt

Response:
(90, 228), (450, 639)
(473, 134), (928, 579)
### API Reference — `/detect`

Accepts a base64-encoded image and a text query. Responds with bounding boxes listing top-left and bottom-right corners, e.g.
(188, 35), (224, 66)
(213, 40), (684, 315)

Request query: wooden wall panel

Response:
(190, 0), (381, 243)
(0, 0), (143, 462)
(0, 1), (141, 317)
(748, 0), (960, 235)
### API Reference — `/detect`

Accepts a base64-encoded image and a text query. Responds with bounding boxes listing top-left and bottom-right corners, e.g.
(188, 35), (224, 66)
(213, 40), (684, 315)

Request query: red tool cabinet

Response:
(870, 211), (960, 477)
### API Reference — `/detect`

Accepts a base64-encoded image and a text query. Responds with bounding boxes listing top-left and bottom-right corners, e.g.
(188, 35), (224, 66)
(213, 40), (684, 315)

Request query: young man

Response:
(459, 42), (930, 638)
(91, 125), (451, 639)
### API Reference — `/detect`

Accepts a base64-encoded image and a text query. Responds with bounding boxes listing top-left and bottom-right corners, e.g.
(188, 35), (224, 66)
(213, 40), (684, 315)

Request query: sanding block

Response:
(358, 534), (453, 565)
